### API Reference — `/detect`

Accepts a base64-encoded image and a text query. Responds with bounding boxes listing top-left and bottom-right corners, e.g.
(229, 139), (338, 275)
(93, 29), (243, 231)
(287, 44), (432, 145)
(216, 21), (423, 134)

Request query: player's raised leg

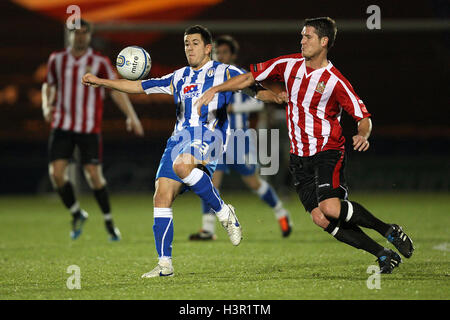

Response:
(173, 153), (242, 246)
(242, 174), (292, 237)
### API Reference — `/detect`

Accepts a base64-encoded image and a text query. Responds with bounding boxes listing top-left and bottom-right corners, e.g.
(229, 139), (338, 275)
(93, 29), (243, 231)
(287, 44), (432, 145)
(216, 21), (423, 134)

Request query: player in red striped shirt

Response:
(41, 20), (144, 241)
(196, 17), (414, 273)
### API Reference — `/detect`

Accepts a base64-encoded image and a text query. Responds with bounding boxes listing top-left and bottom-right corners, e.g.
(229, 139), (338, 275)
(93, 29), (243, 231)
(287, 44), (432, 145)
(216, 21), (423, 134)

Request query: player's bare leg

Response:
(173, 153), (242, 246)
(242, 173), (292, 237)
(84, 164), (120, 241)
(49, 159), (88, 239)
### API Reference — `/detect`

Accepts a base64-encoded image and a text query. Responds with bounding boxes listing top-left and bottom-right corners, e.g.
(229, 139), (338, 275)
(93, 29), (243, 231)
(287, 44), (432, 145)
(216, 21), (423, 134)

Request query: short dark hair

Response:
(215, 35), (239, 55)
(184, 25), (212, 45)
(68, 19), (92, 33)
(304, 17), (337, 49)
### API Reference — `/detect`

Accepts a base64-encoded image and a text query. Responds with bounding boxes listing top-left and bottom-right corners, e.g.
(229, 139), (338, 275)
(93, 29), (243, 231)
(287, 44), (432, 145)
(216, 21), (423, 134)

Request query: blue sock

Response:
(257, 179), (280, 208)
(153, 208), (173, 259)
(183, 168), (224, 212)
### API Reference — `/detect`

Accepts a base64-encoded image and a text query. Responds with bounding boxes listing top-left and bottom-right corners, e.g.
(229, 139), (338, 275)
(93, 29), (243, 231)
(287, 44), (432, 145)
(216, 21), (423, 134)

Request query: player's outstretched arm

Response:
(256, 90), (288, 104)
(195, 73), (256, 113)
(82, 73), (144, 94)
(353, 117), (372, 151)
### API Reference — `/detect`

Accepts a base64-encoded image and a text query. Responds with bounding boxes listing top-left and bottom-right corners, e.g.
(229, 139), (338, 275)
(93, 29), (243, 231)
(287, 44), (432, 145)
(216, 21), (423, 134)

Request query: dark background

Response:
(0, 0), (448, 194)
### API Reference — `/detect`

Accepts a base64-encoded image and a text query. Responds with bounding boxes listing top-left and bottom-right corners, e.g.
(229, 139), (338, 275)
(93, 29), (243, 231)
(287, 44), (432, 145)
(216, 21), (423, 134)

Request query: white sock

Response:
(202, 213), (216, 234)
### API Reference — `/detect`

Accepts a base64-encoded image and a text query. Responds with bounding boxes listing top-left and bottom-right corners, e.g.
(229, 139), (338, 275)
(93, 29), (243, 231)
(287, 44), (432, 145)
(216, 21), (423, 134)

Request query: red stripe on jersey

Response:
(69, 64), (79, 131)
(309, 70), (331, 153)
(296, 72), (313, 157)
(55, 53), (68, 129)
(286, 61), (302, 155)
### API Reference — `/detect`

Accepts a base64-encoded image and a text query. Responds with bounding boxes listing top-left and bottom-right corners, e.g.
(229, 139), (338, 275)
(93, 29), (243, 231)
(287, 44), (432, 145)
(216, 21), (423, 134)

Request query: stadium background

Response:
(0, 0), (448, 195)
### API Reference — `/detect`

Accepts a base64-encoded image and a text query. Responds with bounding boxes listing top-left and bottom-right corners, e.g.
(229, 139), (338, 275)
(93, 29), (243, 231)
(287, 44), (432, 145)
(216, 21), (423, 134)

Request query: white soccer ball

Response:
(116, 46), (151, 80)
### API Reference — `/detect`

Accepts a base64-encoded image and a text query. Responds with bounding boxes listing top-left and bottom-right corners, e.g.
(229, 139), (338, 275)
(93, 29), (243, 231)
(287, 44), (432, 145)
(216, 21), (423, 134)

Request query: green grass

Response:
(0, 192), (449, 300)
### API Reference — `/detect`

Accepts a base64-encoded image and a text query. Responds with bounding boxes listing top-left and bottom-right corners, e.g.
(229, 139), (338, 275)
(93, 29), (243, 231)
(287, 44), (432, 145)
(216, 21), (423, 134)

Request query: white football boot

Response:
(141, 259), (174, 278)
(216, 204), (242, 246)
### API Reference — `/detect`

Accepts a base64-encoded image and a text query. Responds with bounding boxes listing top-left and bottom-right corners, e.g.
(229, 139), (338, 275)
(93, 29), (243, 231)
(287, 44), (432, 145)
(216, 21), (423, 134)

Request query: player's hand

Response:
(195, 87), (217, 115)
(82, 73), (101, 88)
(276, 91), (289, 104)
(126, 117), (144, 137)
(352, 135), (370, 152)
(42, 105), (55, 123)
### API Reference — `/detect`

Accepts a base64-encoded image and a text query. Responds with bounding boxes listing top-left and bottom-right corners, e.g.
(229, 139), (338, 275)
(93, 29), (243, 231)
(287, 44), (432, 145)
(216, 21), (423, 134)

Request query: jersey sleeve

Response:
(45, 53), (57, 85)
(141, 73), (174, 95)
(334, 80), (371, 121)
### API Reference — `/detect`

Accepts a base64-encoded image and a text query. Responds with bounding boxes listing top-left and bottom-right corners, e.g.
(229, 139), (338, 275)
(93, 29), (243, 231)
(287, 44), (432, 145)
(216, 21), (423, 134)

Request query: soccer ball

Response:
(116, 46), (151, 80)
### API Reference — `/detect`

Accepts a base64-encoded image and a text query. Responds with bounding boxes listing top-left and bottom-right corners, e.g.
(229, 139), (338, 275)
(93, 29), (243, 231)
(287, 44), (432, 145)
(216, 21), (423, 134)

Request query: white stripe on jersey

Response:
(289, 63), (304, 156)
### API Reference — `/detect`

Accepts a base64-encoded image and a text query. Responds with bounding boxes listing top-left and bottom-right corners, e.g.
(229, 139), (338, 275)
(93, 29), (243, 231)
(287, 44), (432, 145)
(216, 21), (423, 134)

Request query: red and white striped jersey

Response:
(250, 53), (371, 157)
(45, 47), (117, 134)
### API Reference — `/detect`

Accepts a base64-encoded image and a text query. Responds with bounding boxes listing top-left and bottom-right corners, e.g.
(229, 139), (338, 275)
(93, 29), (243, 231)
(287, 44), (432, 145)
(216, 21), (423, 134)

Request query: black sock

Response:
(57, 182), (80, 217)
(325, 219), (385, 257)
(340, 201), (391, 237)
(93, 186), (111, 215)
(93, 186), (115, 233)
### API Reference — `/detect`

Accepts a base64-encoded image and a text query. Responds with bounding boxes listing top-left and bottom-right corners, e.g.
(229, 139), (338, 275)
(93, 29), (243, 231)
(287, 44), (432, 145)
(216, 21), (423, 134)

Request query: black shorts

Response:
(288, 150), (348, 213)
(48, 129), (102, 165)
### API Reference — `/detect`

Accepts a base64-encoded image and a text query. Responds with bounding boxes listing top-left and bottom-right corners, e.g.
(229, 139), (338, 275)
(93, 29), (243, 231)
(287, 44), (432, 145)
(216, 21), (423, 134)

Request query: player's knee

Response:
(83, 166), (105, 189)
(311, 209), (329, 229)
(48, 166), (66, 188)
(318, 200), (340, 219)
(172, 155), (195, 179)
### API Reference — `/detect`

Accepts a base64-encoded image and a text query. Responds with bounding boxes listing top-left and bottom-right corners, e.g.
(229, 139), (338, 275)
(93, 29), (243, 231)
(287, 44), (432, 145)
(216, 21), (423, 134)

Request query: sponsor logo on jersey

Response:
(182, 83), (202, 99)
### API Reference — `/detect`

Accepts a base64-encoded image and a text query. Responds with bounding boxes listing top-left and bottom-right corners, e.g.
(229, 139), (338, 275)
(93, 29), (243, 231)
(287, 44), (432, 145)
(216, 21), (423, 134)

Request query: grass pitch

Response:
(0, 192), (448, 300)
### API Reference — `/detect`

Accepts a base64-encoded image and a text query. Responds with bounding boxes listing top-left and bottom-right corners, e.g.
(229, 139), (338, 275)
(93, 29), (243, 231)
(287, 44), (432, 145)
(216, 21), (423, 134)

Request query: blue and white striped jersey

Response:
(141, 60), (244, 141)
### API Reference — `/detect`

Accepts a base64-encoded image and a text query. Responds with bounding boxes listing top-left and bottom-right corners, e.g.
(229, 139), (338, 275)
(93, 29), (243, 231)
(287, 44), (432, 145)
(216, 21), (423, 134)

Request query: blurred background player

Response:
(189, 35), (292, 241)
(42, 19), (144, 241)
(196, 17), (414, 274)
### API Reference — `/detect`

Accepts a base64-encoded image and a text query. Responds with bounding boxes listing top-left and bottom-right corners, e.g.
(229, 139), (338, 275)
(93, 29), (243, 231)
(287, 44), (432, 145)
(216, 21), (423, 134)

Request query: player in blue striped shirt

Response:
(82, 25), (281, 278)
(189, 35), (292, 241)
